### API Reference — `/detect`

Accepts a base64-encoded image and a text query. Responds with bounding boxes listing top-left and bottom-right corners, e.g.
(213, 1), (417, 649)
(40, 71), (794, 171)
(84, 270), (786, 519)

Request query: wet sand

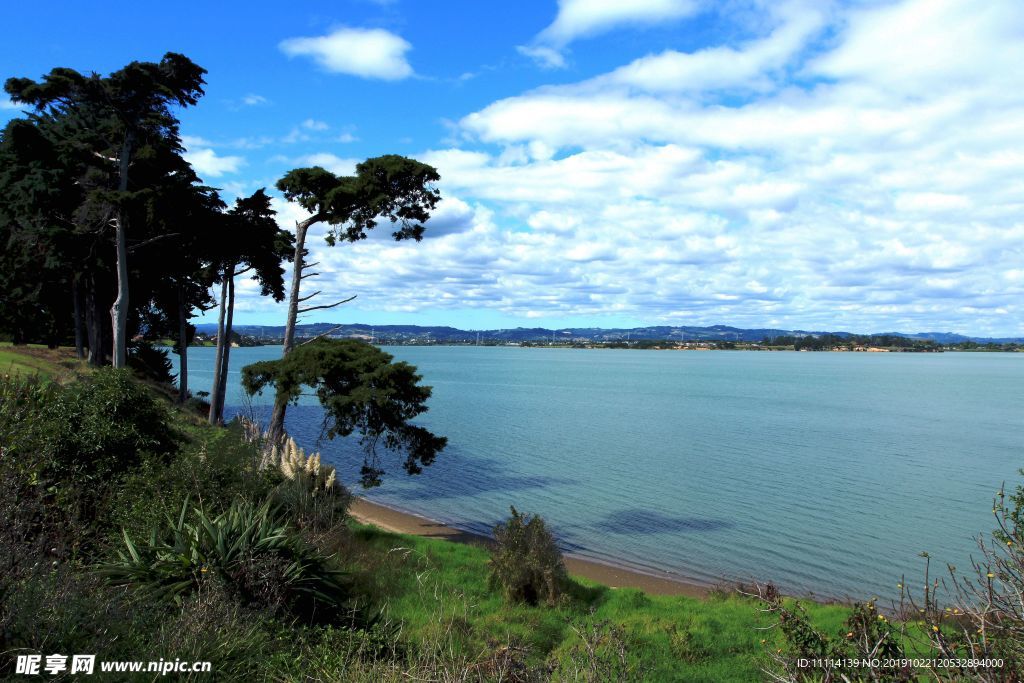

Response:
(349, 497), (710, 598)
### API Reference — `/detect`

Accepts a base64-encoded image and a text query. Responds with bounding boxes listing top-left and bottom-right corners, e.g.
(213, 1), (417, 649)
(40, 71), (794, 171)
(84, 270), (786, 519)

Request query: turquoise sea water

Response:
(171, 346), (1023, 602)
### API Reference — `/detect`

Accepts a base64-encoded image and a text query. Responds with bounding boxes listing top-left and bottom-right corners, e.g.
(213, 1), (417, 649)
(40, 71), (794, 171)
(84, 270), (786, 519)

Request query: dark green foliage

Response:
(0, 369), (174, 541)
(0, 371), (56, 458)
(276, 155), (440, 244)
(489, 507), (569, 607)
(39, 367), (173, 479)
(128, 339), (176, 384)
(5, 54), (208, 365)
(242, 338), (446, 487)
(99, 498), (353, 624)
(109, 421), (276, 541)
(0, 569), (152, 673)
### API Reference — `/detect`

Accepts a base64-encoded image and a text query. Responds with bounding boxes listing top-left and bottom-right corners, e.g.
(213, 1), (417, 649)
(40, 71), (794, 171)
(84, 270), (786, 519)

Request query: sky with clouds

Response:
(3, 0), (1023, 335)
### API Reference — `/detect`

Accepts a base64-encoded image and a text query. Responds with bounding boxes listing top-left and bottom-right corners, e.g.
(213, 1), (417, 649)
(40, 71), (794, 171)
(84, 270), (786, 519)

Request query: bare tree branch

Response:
(299, 324), (346, 346)
(297, 294), (357, 314)
(297, 290), (321, 303)
(127, 233), (179, 253)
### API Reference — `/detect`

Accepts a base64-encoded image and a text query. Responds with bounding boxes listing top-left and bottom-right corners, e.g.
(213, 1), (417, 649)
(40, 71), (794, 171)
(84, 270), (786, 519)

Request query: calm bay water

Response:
(171, 346), (1023, 602)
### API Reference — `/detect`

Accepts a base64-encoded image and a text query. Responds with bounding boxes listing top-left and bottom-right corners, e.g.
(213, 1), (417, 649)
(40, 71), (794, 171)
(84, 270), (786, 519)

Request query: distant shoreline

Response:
(349, 497), (710, 598)
(170, 340), (1024, 352)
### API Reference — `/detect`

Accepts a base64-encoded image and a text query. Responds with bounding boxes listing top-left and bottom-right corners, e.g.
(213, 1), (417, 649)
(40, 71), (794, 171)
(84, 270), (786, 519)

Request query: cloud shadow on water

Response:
(595, 509), (734, 535)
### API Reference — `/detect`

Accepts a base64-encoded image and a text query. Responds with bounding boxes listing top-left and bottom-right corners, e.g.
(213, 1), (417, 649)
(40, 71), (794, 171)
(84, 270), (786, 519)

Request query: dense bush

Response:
(0, 372), (56, 459)
(99, 498), (354, 624)
(109, 422), (277, 541)
(39, 367), (174, 474)
(127, 340), (176, 384)
(7, 368), (177, 528)
(489, 506), (568, 607)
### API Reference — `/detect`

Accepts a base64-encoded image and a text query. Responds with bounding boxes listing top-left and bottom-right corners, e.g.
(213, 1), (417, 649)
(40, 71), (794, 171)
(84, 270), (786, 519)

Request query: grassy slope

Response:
(0, 342), (89, 380)
(346, 523), (856, 681)
(0, 344), (861, 680)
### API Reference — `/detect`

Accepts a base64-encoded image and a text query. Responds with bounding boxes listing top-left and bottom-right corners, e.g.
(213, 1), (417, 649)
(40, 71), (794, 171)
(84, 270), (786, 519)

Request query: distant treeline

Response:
(763, 334), (943, 351)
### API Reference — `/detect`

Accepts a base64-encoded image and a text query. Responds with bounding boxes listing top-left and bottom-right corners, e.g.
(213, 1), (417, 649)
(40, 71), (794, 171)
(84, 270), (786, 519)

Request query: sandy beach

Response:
(350, 497), (709, 598)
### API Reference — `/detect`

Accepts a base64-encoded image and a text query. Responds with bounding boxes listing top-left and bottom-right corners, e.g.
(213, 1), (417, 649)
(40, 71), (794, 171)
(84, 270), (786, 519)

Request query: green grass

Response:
(0, 343), (87, 380)
(342, 523), (855, 681)
(0, 346), (55, 378)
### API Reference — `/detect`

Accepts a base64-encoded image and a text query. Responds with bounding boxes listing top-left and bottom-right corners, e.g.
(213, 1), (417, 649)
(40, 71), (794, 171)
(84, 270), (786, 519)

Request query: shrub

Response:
(0, 372), (56, 459)
(98, 497), (354, 624)
(127, 340), (176, 385)
(552, 617), (646, 682)
(109, 422), (276, 542)
(0, 568), (155, 672)
(235, 417), (352, 538)
(23, 368), (177, 527)
(39, 367), (174, 479)
(269, 436), (352, 536)
(489, 506), (568, 606)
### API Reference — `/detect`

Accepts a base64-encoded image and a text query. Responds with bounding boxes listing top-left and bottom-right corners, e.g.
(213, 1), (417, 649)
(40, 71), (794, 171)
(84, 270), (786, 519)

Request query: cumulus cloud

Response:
(539, 0), (699, 45)
(520, 0), (701, 67)
(183, 144), (245, 178)
(0, 96), (20, 110)
(279, 27), (413, 80)
(593, 2), (829, 94)
(242, 93), (268, 106)
(236, 0), (1024, 336)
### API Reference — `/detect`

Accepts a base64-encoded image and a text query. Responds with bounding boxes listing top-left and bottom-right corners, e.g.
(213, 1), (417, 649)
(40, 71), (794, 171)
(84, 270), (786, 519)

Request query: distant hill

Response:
(192, 322), (1024, 344)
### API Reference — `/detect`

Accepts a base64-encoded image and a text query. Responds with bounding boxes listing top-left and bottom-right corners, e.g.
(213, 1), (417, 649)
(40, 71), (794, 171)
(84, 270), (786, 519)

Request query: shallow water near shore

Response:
(170, 345), (1023, 603)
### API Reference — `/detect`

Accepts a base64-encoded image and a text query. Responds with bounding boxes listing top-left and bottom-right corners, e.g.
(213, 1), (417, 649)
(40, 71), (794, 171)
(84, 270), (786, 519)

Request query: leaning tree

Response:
(242, 338), (446, 487)
(267, 156), (441, 442)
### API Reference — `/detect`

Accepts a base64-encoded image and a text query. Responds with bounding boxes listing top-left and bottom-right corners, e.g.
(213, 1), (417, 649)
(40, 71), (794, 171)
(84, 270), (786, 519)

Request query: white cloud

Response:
(520, 0), (701, 67)
(235, 0), (1024, 336)
(279, 27), (413, 80)
(538, 0), (699, 45)
(242, 93), (268, 106)
(0, 96), (20, 110)
(291, 153), (359, 176)
(515, 45), (566, 70)
(809, 0), (1024, 96)
(183, 147), (245, 178)
(301, 119), (329, 131)
(595, 2), (828, 93)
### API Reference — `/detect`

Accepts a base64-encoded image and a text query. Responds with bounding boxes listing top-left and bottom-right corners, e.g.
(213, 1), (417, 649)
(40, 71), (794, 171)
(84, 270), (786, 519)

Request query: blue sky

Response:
(4, 0), (1024, 334)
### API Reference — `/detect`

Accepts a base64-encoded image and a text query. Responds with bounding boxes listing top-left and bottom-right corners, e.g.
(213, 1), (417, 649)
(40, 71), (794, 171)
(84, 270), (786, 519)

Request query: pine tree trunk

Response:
(216, 274), (235, 423)
(208, 273), (229, 425)
(267, 219), (312, 443)
(110, 132), (133, 369)
(85, 274), (106, 366)
(177, 284), (189, 404)
(72, 278), (84, 360)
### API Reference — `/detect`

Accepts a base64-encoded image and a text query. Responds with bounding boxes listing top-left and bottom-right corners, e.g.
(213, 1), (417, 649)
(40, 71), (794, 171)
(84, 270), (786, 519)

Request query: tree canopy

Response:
(4, 53), (207, 367)
(276, 155), (441, 244)
(242, 339), (447, 487)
